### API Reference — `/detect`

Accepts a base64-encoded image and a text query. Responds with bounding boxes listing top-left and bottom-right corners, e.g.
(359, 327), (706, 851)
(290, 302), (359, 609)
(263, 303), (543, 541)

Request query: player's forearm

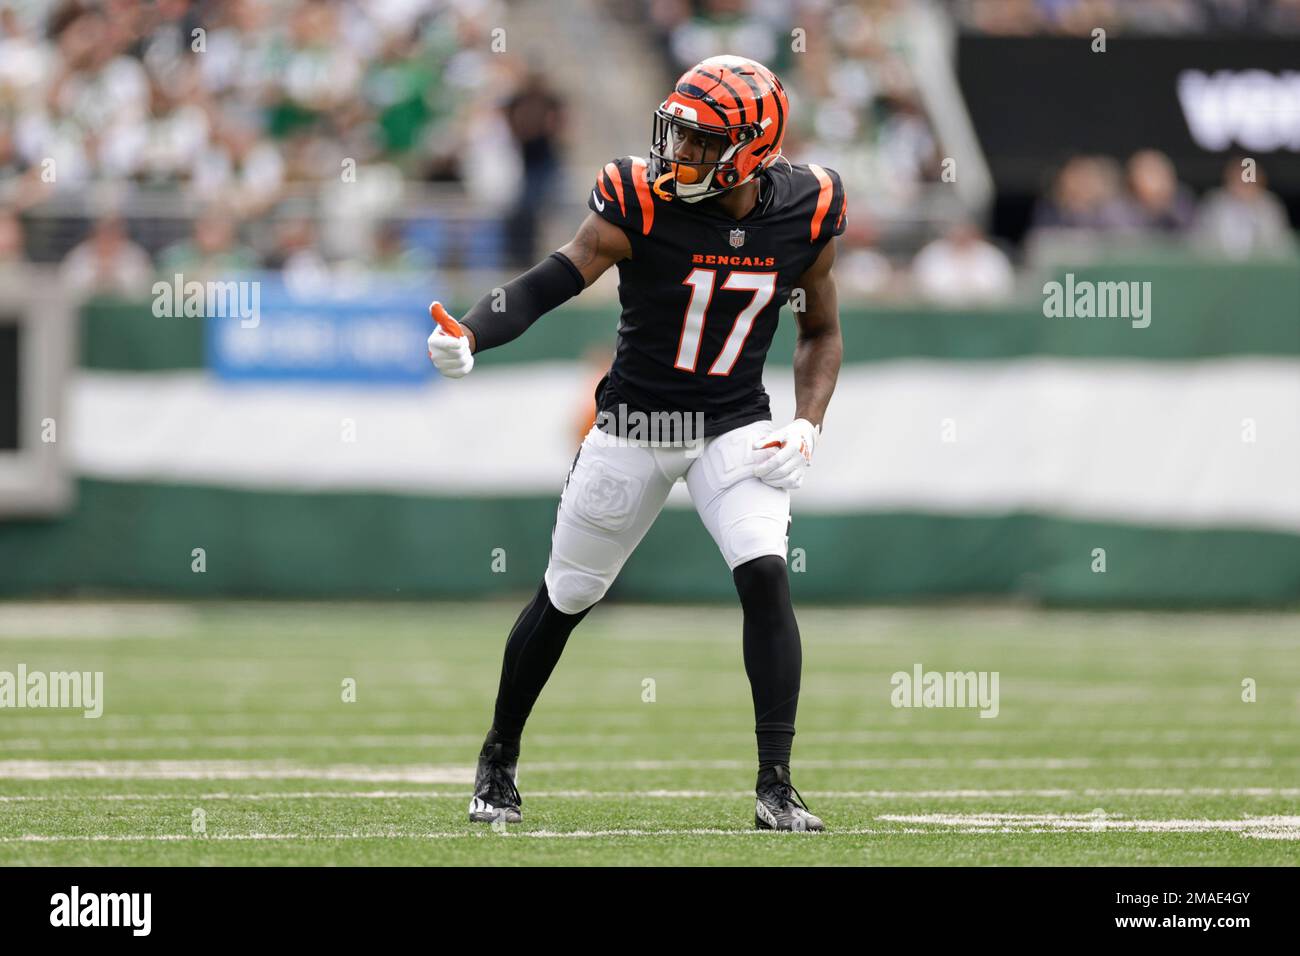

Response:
(459, 251), (586, 354)
(792, 326), (842, 430)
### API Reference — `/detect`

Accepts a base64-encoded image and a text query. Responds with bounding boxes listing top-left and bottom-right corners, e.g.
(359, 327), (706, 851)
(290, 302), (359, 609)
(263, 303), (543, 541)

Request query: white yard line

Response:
(0, 757), (1292, 778)
(0, 828), (890, 843)
(2, 717), (1289, 746)
(0, 761), (473, 783)
(878, 812), (1300, 834)
(5, 816), (1298, 842)
(2, 787), (1299, 802)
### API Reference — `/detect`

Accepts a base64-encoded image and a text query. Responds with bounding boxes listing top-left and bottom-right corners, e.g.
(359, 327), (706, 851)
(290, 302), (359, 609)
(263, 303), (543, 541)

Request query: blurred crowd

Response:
(1030, 152), (1294, 257)
(0, 0), (564, 295)
(840, 151), (1296, 303)
(0, 0), (1296, 308)
(951, 0), (1300, 34)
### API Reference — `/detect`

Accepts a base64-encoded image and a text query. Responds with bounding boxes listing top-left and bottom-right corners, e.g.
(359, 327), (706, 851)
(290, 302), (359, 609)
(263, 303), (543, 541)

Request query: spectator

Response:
(911, 221), (1015, 304)
(960, 0), (1043, 35)
(0, 124), (26, 182)
(1031, 155), (1133, 233)
(363, 219), (432, 274)
(953, 0), (1294, 34)
(0, 207), (27, 278)
(59, 215), (153, 297)
(133, 71), (211, 184)
(836, 217), (895, 299)
(0, 6), (52, 112)
(159, 210), (257, 278)
(191, 113), (285, 220)
(1123, 149), (1196, 233)
(0, 121), (49, 211)
(502, 69), (565, 267)
(264, 213), (331, 292)
(45, 6), (150, 171)
(363, 30), (437, 157)
(1267, 0), (1300, 29)
(1194, 158), (1297, 260)
(265, 1), (363, 139)
(666, 0), (781, 73)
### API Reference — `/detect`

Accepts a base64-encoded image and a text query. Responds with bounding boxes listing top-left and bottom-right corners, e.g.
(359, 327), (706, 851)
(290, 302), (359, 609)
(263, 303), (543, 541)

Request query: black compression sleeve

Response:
(459, 251), (586, 353)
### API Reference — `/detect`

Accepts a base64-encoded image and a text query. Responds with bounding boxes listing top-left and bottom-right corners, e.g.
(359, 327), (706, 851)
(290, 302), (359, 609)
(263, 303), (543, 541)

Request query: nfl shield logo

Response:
(729, 228), (746, 248)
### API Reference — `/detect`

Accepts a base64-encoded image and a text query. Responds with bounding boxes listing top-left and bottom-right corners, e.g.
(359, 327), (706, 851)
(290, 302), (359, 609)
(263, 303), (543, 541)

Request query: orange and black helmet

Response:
(650, 55), (789, 203)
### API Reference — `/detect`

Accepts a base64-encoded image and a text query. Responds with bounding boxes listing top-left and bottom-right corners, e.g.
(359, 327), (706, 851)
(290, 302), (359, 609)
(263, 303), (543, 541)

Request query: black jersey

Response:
(586, 155), (846, 441)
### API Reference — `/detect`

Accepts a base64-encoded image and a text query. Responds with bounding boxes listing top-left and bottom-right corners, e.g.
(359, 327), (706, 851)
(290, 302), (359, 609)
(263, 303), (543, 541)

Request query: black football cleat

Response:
(755, 765), (824, 831)
(468, 741), (523, 824)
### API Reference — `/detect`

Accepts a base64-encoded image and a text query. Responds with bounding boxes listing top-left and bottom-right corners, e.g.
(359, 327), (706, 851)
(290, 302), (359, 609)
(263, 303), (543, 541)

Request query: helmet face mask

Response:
(648, 56), (788, 204)
(650, 108), (748, 202)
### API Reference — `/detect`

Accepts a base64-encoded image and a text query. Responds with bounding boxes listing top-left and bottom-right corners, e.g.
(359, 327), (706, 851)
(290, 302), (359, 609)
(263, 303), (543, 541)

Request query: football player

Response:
(428, 55), (845, 831)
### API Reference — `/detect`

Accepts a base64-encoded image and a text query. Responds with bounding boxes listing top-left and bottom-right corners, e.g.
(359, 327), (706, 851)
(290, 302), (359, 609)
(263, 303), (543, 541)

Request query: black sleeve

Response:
(459, 251), (586, 354)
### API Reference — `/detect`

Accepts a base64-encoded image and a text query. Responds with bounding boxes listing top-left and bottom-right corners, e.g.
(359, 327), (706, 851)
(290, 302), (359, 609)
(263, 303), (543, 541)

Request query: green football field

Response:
(0, 600), (1296, 866)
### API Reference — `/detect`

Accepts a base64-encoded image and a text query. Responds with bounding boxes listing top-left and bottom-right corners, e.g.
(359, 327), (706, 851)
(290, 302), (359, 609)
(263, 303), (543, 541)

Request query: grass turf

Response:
(0, 600), (1296, 865)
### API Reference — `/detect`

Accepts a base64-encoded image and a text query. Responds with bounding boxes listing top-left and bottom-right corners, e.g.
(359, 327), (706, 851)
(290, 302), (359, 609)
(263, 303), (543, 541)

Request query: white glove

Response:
(427, 323), (473, 378)
(752, 418), (820, 490)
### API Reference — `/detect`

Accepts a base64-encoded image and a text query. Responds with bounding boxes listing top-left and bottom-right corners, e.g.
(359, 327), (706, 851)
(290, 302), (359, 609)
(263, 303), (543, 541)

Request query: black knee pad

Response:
(733, 553), (789, 603)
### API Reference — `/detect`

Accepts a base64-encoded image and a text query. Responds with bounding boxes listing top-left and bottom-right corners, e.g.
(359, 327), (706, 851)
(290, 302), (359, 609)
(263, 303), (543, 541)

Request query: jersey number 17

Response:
(674, 269), (778, 377)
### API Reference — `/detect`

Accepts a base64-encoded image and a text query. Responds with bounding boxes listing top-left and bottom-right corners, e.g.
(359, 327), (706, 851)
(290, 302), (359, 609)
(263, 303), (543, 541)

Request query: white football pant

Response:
(544, 419), (791, 615)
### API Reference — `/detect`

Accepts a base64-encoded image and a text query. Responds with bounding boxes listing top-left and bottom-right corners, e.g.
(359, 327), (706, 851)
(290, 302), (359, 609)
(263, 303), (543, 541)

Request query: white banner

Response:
(70, 358), (1300, 533)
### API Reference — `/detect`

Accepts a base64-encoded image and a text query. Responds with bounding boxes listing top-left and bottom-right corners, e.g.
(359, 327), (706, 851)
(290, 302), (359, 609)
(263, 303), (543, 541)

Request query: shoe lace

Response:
(488, 762), (521, 808)
(777, 779), (813, 814)
(761, 772), (813, 816)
